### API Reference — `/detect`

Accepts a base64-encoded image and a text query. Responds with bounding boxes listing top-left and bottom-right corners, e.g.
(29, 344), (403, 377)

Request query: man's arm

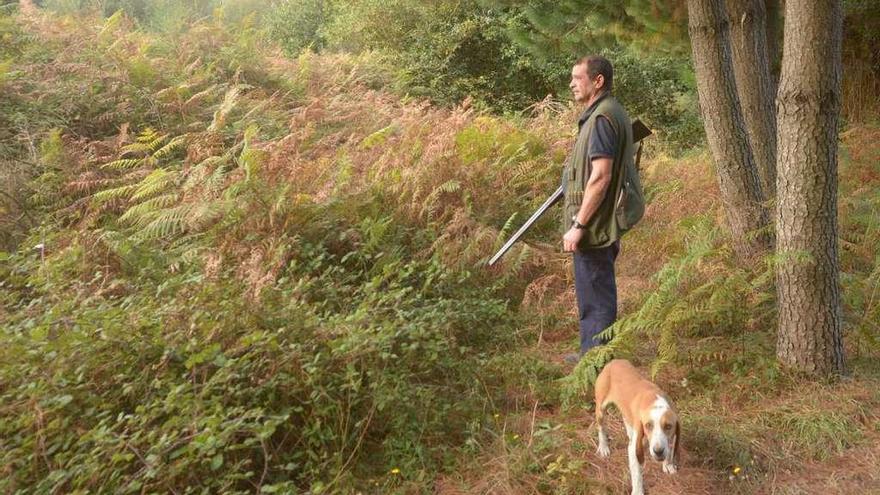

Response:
(563, 158), (612, 252)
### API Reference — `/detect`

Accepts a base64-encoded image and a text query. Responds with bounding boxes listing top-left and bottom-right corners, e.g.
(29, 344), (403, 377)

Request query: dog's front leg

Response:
(625, 424), (644, 495)
(627, 435), (644, 495)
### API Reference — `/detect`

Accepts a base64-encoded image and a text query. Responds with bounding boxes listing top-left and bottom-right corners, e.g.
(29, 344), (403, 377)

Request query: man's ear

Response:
(594, 73), (605, 90)
(635, 420), (645, 465)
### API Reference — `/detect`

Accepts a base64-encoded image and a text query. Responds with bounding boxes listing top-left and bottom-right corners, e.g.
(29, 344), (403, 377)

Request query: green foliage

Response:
(1, 233), (517, 491)
(455, 116), (545, 165)
(560, 216), (775, 405)
(491, 0), (688, 59)
(267, 0), (329, 54)
(0, 8), (535, 491)
(267, 0), (557, 113)
(44, 0), (272, 29)
(3, 4), (880, 493)
(610, 50), (703, 149)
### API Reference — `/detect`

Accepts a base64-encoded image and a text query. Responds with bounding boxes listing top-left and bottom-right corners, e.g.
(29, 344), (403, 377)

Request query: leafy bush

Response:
(0, 229), (518, 491)
(0, 8), (538, 491)
(267, 0), (329, 54)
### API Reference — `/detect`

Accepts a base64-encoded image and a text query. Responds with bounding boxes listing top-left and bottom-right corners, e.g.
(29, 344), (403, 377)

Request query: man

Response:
(562, 55), (636, 363)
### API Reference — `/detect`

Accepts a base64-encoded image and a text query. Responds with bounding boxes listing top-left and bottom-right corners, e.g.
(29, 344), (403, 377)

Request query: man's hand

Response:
(563, 226), (584, 252)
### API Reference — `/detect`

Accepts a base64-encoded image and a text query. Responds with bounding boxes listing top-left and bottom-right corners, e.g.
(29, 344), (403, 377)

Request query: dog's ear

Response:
(673, 420), (681, 466)
(635, 420), (645, 465)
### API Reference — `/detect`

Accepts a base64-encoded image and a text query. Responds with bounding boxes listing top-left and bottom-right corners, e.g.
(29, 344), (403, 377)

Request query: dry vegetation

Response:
(1, 4), (879, 494)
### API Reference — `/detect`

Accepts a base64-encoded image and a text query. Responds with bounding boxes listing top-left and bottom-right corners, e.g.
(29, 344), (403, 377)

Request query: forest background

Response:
(1, 0), (879, 493)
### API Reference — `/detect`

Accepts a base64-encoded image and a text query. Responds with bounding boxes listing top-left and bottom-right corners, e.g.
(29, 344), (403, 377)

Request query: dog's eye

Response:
(663, 424), (673, 431)
(645, 423), (653, 430)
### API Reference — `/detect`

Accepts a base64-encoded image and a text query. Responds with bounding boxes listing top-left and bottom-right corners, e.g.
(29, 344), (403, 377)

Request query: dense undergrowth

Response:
(2, 4), (880, 494)
(0, 6), (557, 492)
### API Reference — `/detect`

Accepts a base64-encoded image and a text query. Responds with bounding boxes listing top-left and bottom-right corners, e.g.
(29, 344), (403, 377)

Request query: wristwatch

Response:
(572, 216), (588, 229)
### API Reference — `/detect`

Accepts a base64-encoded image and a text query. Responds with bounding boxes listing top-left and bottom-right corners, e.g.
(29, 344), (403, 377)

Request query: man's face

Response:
(569, 63), (602, 104)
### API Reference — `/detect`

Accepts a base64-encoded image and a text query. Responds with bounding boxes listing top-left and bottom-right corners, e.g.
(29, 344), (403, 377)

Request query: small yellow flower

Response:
(390, 468), (400, 475)
(512, 434), (520, 440)
(493, 413), (500, 419)
(733, 466), (742, 475)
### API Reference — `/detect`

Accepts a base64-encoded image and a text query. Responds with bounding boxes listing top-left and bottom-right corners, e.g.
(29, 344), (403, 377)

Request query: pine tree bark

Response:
(687, 0), (770, 257)
(726, 0), (777, 199)
(775, 0), (845, 376)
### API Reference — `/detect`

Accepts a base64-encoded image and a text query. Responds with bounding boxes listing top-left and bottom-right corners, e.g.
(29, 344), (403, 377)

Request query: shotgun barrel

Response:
(487, 186), (563, 266)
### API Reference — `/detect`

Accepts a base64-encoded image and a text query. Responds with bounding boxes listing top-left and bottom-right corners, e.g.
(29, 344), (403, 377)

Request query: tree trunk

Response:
(775, 0), (845, 376)
(764, 0), (781, 85)
(687, 0), (770, 257)
(726, 0), (777, 199)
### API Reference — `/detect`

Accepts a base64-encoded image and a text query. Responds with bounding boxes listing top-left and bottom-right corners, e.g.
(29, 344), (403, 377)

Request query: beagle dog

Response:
(594, 359), (680, 495)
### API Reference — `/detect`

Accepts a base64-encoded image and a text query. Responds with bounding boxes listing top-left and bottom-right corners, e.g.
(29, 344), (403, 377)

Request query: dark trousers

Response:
(573, 240), (620, 353)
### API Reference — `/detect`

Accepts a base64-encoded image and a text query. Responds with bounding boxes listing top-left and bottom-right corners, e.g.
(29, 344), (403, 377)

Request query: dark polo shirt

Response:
(563, 93), (618, 193)
(577, 94), (618, 162)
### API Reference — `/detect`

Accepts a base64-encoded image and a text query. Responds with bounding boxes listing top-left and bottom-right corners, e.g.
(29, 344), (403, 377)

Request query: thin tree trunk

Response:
(775, 0), (845, 376)
(726, 0), (777, 199)
(687, 0), (770, 257)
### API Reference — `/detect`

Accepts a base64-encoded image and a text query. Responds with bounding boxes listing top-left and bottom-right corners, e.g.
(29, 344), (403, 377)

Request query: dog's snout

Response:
(652, 446), (665, 457)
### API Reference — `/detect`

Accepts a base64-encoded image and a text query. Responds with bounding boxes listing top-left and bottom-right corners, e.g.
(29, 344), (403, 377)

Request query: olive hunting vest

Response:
(561, 95), (644, 249)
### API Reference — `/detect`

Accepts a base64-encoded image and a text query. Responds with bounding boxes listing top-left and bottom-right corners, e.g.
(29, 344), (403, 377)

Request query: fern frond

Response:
(93, 184), (138, 202)
(182, 153), (234, 192)
(209, 85), (250, 132)
(187, 200), (230, 231)
(119, 142), (151, 157)
(98, 10), (124, 41)
(197, 155), (230, 169)
(136, 127), (162, 143)
(499, 211), (518, 238)
(271, 184), (292, 219)
(146, 133), (170, 153)
(102, 158), (142, 170)
(152, 135), (187, 161)
(651, 324), (679, 379)
(135, 203), (194, 239)
(183, 84), (218, 109)
(119, 193), (179, 225)
(96, 228), (136, 261)
(437, 179), (461, 194)
(131, 168), (176, 201)
(238, 147), (267, 181)
(207, 162), (232, 194)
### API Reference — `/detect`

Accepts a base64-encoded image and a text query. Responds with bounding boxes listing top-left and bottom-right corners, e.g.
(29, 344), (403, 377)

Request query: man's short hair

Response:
(577, 55), (613, 92)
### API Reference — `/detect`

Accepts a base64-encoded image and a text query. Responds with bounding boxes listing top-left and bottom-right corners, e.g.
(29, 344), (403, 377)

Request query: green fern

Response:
(92, 183), (138, 203)
(118, 193), (179, 225)
(101, 158), (142, 171)
(135, 203), (194, 239)
(130, 169), (176, 202)
(561, 216), (775, 405)
(152, 135), (187, 161)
